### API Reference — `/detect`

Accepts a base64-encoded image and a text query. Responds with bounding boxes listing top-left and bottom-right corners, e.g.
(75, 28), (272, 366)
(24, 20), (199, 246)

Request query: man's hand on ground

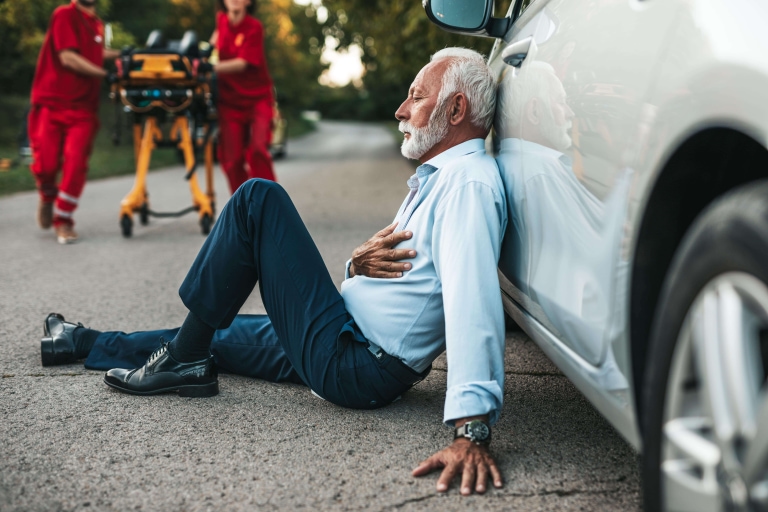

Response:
(412, 438), (503, 495)
(349, 223), (416, 278)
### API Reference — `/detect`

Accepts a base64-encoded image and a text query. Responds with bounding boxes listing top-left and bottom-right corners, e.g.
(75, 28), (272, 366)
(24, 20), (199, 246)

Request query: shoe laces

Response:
(147, 340), (168, 365)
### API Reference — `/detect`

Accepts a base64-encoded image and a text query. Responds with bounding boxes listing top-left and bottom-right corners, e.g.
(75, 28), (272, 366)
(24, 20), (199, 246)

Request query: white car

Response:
(424, 0), (768, 510)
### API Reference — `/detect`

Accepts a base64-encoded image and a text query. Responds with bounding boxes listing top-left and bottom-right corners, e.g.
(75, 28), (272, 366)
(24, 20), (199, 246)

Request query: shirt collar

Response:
(423, 138), (485, 170)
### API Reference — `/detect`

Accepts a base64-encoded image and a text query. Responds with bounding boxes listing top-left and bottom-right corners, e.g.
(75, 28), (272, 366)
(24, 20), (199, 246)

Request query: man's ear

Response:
(448, 93), (469, 126)
(525, 97), (541, 126)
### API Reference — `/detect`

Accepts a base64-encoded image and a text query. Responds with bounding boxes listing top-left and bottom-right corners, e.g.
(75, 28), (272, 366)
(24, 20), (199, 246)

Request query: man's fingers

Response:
(412, 455), (444, 477)
(460, 463), (476, 496)
(436, 463), (459, 493)
(489, 461), (503, 488)
(373, 271), (405, 279)
(375, 223), (398, 237)
(388, 249), (416, 262)
(385, 230), (413, 247)
(476, 464), (488, 494)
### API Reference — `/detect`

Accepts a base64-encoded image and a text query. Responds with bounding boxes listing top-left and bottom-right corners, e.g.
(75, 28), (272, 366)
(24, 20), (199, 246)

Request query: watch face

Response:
(469, 421), (490, 441)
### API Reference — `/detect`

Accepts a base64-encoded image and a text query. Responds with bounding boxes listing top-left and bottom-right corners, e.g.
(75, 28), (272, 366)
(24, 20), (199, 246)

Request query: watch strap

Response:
(454, 420), (491, 445)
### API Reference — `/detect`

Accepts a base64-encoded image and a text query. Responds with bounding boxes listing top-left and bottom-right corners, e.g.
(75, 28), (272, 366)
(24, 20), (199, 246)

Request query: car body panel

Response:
(483, 0), (768, 451)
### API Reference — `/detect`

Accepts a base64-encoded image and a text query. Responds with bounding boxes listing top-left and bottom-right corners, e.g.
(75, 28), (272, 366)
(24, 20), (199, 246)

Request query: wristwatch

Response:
(454, 420), (491, 445)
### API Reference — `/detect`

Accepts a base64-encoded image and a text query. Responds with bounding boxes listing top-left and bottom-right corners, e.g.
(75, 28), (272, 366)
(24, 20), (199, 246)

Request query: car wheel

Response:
(642, 181), (768, 511)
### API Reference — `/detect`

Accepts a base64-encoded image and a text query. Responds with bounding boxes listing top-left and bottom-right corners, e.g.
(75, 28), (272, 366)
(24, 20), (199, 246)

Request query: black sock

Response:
(72, 327), (101, 359)
(167, 311), (216, 362)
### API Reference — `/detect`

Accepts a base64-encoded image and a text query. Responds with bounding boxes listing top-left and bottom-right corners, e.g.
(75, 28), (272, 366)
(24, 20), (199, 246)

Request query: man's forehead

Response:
(410, 59), (449, 92)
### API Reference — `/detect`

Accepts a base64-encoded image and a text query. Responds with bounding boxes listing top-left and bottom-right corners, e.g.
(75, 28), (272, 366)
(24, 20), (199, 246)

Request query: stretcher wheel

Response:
(139, 203), (150, 226)
(120, 215), (133, 238)
(200, 213), (213, 235)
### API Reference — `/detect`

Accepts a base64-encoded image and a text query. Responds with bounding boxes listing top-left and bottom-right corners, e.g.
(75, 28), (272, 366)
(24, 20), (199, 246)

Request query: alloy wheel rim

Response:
(661, 272), (768, 512)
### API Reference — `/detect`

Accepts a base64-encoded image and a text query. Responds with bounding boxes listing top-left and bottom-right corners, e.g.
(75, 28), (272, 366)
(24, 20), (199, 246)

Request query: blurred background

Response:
(0, 0), (503, 195)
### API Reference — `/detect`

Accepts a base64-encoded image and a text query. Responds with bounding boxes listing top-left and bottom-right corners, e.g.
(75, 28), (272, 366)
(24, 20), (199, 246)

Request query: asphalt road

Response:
(0, 121), (641, 511)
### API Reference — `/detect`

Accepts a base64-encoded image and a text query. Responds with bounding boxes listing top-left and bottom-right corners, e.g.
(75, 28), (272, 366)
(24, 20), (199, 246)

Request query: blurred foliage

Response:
(315, 0), (509, 120)
(0, 0), (326, 113)
(0, 0), (513, 130)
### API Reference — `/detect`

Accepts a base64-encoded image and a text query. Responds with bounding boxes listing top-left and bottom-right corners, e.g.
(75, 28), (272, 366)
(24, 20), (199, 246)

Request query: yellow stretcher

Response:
(110, 30), (216, 237)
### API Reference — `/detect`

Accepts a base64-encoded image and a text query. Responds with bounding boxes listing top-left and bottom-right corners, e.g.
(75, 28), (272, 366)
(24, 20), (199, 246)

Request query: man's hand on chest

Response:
(349, 223), (417, 278)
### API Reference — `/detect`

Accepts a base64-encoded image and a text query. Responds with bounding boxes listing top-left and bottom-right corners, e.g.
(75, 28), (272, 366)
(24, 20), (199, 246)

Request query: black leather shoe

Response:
(41, 313), (83, 366)
(104, 342), (219, 397)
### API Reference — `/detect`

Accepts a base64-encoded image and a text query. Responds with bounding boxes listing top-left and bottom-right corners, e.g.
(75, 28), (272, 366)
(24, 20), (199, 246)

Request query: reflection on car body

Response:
(424, 0), (768, 509)
(495, 60), (631, 389)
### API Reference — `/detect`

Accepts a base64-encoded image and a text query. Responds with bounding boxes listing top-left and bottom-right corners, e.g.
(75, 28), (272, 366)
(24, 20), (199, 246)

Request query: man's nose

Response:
(395, 100), (409, 121)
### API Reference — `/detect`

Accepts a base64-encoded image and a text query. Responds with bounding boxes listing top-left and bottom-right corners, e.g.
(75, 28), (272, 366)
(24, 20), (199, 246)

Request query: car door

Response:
(493, 0), (677, 370)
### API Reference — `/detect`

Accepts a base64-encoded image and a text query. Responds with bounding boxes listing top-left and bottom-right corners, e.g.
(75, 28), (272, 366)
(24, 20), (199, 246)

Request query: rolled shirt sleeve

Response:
(433, 180), (507, 426)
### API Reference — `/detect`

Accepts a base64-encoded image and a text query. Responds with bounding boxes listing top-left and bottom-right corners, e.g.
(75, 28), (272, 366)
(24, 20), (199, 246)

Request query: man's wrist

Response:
(452, 436), (488, 449)
(454, 416), (491, 445)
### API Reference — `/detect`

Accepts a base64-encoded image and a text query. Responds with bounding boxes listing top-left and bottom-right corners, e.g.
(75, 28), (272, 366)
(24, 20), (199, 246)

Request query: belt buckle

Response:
(367, 341), (384, 360)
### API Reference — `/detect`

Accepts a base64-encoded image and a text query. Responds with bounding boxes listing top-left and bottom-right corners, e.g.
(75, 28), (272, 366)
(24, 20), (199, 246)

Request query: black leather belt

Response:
(366, 339), (431, 387)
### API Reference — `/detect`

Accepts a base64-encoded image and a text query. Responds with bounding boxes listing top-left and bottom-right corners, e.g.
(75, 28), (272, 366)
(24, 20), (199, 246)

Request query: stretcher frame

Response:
(110, 48), (216, 237)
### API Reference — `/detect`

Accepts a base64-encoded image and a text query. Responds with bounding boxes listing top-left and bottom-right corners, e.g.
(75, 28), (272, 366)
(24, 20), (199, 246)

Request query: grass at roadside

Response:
(0, 95), (316, 197)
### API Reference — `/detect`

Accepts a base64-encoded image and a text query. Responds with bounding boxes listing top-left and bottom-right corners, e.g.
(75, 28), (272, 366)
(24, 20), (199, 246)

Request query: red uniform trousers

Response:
(217, 98), (275, 194)
(28, 105), (99, 227)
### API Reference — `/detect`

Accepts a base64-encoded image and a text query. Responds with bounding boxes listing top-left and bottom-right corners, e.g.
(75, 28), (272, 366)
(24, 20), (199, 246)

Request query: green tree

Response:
(316, 0), (507, 119)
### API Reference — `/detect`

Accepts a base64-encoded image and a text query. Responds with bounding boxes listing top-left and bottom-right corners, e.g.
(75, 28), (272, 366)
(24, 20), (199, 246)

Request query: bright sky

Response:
(293, 0), (365, 87)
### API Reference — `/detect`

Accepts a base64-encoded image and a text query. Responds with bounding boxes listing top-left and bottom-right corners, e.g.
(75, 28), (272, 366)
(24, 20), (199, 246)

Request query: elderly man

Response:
(40, 48), (507, 495)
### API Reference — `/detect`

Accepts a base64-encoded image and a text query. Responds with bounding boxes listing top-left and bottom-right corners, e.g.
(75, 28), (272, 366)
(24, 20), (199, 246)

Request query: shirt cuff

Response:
(443, 381), (503, 427)
(344, 259), (353, 280)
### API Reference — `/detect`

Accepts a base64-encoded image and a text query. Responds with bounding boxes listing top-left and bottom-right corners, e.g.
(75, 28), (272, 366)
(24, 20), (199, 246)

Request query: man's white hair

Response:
(430, 47), (497, 131)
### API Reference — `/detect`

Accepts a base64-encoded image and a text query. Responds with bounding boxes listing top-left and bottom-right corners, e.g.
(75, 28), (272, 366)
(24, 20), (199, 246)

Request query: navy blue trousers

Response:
(85, 179), (427, 409)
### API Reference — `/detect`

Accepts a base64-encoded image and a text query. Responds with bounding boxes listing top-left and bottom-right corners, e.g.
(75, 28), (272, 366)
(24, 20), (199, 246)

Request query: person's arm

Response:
(214, 57), (248, 74)
(214, 21), (266, 76)
(413, 179), (507, 494)
(59, 49), (108, 78)
(50, 10), (108, 77)
(103, 47), (120, 60)
(209, 29), (218, 47)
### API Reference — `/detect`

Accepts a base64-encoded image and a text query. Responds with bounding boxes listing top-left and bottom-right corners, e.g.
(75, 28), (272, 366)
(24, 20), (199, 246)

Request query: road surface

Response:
(0, 121), (641, 511)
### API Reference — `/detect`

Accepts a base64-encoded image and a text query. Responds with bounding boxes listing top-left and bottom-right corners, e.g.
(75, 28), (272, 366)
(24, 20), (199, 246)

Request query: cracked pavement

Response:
(0, 121), (641, 511)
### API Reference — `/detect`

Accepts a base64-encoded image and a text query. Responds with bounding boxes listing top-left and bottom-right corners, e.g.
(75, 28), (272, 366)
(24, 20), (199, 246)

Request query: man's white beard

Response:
(399, 109), (448, 160)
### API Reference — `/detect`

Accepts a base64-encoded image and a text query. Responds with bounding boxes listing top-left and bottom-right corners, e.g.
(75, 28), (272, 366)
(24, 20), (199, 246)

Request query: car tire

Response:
(642, 180), (768, 511)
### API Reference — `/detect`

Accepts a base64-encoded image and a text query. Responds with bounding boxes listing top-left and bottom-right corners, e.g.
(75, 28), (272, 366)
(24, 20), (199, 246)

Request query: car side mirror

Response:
(423, 0), (510, 38)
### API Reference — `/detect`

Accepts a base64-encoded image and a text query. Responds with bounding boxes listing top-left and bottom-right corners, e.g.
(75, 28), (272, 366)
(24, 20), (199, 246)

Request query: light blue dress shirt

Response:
(341, 139), (508, 425)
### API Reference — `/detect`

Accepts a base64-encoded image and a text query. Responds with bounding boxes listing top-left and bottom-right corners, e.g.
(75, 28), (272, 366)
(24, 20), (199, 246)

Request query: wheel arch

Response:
(629, 126), (768, 430)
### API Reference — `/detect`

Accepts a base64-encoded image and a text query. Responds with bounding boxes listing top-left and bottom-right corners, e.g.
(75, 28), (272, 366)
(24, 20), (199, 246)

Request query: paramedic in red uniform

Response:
(29, 0), (120, 244)
(211, 0), (276, 194)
